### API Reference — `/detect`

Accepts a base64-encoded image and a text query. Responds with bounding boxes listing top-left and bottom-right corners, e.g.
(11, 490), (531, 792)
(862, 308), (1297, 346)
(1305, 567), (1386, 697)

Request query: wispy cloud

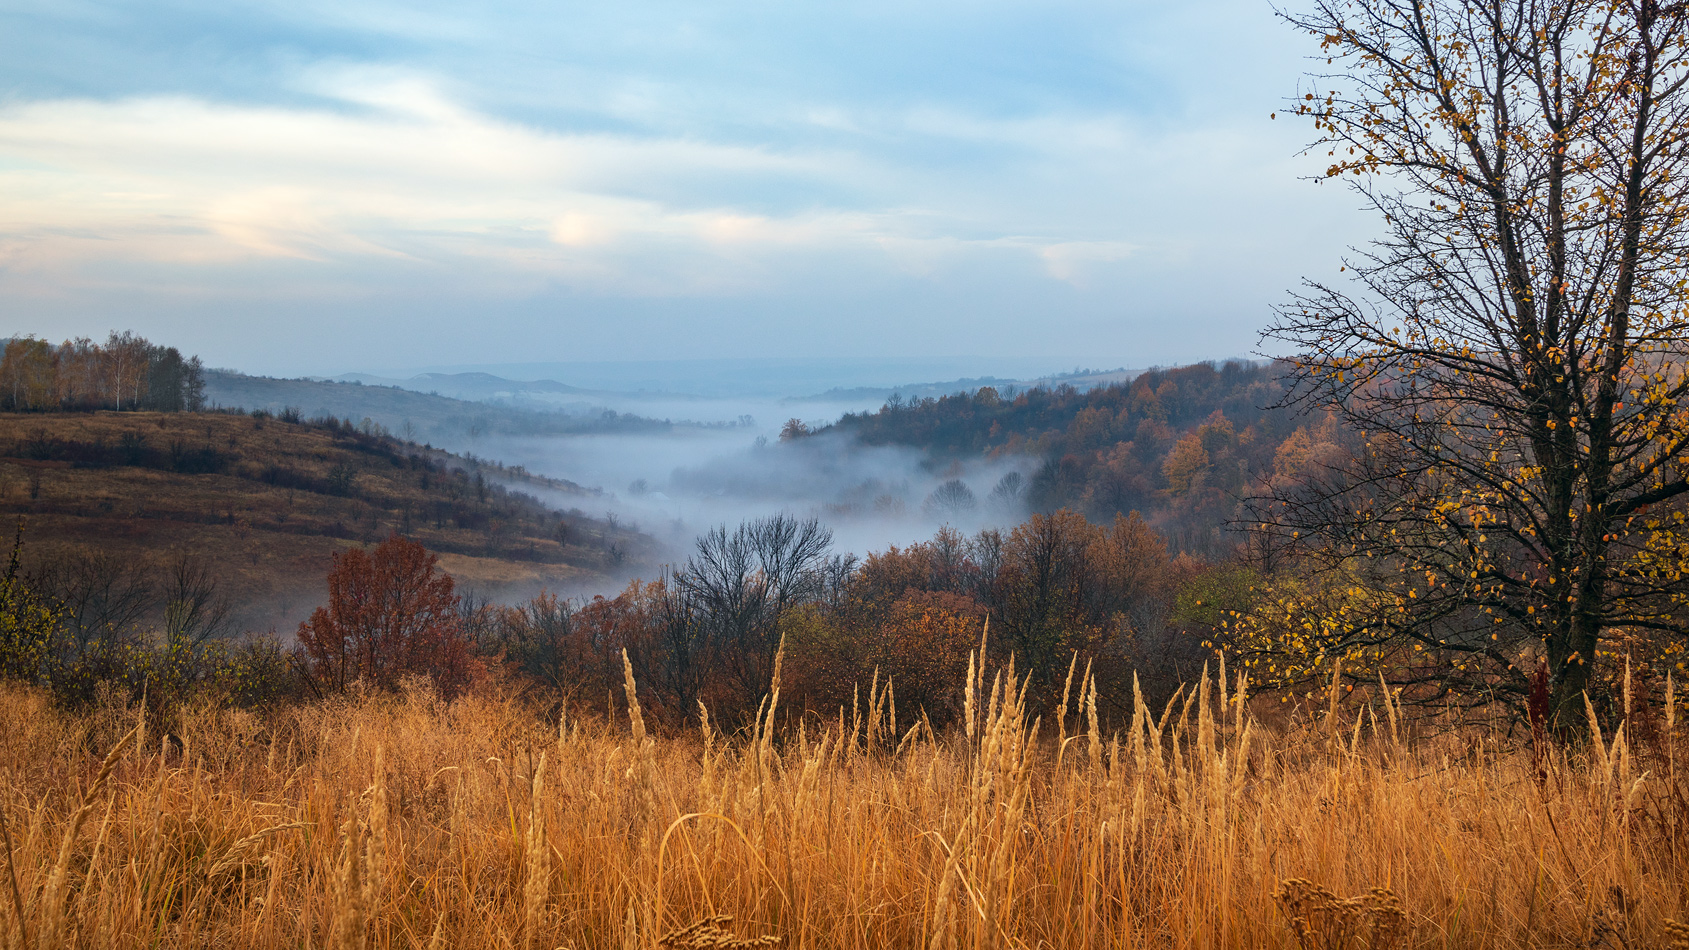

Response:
(0, 76), (1211, 294)
(0, 0), (1370, 372)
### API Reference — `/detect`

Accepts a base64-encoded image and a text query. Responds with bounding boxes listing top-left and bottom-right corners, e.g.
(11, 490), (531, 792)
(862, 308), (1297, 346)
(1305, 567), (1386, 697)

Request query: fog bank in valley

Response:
(208, 360), (1069, 600)
(462, 392), (1035, 589)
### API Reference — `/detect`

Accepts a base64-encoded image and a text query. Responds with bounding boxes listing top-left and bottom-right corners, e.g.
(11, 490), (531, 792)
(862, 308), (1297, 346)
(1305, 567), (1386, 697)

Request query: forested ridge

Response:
(815, 359), (1341, 554)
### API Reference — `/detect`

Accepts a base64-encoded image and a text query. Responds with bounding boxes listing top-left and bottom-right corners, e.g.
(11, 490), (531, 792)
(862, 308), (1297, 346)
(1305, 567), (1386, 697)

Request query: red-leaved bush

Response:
(295, 534), (469, 698)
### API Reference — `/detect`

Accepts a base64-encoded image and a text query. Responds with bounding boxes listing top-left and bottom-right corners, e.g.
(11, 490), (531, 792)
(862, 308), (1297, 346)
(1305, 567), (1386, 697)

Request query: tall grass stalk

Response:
(0, 664), (1685, 948)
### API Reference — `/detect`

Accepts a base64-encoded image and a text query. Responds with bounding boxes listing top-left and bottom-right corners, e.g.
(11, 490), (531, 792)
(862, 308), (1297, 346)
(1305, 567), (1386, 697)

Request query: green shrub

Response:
(0, 523), (56, 683)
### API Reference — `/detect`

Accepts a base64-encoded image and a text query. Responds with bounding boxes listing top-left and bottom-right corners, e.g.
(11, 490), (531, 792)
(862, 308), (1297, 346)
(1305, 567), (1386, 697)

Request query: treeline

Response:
(0, 509), (1230, 731)
(814, 360), (1341, 555)
(0, 332), (206, 412)
(481, 511), (1224, 729)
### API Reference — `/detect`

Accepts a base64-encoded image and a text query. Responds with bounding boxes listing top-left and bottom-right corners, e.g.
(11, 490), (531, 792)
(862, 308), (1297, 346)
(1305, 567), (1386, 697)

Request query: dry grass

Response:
(0, 659), (1683, 949)
(0, 411), (619, 630)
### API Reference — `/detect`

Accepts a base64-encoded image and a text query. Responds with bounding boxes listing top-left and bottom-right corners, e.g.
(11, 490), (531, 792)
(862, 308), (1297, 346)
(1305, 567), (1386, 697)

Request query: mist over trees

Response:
(923, 479), (977, 519)
(812, 360), (1316, 555)
(478, 509), (1206, 729)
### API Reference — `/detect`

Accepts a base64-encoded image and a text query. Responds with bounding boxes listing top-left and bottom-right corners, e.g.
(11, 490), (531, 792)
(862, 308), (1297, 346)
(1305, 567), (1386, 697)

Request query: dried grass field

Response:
(0, 657), (1684, 949)
(0, 411), (627, 633)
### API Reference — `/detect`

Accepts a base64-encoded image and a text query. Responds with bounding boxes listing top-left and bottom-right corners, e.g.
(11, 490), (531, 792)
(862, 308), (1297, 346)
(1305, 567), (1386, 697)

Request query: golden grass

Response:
(0, 659), (1683, 949)
(0, 411), (613, 630)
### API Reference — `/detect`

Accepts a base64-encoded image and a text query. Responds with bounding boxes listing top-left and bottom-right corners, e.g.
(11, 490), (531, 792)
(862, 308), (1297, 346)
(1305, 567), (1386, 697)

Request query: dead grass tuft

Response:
(0, 661), (1684, 948)
(659, 915), (782, 948)
(1275, 879), (1405, 950)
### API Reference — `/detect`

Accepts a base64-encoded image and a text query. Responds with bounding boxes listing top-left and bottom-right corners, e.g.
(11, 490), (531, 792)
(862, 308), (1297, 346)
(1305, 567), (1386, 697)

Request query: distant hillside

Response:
(812, 360), (1339, 555)
(204, 370), (670, 445)
(319, 371), (605, 411)
(408, 357), (1076, 399)
(791, 376), (1029, 404)
(789, 367), (1143, 405)
(0, 411), (650, 635)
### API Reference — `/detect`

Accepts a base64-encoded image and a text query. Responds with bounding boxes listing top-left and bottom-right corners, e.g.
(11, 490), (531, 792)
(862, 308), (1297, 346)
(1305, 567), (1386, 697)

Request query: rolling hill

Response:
(0, 409), (649, 636)
(203, 369), (671, 446)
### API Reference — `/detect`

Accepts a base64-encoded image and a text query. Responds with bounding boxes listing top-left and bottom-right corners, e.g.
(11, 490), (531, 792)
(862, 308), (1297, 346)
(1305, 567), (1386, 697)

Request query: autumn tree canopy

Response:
(296, 534), (469, 697)
(0, 332), (205, 412)
(1254, 0), (1689, 725)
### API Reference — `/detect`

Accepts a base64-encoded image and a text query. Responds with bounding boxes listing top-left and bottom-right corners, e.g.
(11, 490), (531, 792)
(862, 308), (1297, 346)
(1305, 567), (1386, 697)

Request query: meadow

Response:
(0, 411), (633, 634)
(0, 655), (1681, 949)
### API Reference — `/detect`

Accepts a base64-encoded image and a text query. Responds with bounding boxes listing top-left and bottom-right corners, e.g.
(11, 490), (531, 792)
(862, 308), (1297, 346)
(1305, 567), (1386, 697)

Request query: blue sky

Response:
(0, 0), (1366, 377)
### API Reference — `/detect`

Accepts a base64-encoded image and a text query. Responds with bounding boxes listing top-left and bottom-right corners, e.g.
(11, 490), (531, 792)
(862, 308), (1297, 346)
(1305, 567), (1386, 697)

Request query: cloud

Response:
(0, 75), (1218, 299)
(1038, 241), (1138, 284)
(0, 0), (1374, 372)
(0, 83), (868, 287)
(550, 212), (614, 249)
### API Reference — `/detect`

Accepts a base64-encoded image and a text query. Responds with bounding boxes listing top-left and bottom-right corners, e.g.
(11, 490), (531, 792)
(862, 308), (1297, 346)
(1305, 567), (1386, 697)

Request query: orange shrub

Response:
(295, 534), (469, 697)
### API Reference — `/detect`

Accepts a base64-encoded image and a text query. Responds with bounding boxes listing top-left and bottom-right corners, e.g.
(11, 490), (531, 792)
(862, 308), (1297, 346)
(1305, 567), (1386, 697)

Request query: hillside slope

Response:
(813, 360), (1340, 554)
(0, 411), (648, 634)
(204, 370), (669, 445)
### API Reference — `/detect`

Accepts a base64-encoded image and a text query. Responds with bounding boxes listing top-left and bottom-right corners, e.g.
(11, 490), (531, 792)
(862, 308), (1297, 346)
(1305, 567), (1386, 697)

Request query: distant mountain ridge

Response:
(315, 362), (1167, 409)
(318, 372), (599, 402)
(790, 367), (1151, 404)
(399, 357), (1086, 399)
(203, 370), (672, 449)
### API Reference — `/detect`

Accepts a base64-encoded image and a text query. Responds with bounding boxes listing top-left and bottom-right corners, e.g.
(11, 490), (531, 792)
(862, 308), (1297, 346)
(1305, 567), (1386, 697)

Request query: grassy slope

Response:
(0, 411), (645, 634)
(0, 666), (1677, 948)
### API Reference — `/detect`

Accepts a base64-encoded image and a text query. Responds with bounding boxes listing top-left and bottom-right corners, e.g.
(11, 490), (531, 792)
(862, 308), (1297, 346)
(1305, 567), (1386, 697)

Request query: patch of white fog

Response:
(461, 393), (1033, 571)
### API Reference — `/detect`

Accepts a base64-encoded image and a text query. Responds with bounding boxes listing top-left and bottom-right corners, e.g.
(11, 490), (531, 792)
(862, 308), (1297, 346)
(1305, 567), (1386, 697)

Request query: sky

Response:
(0, 0), (1369, 378)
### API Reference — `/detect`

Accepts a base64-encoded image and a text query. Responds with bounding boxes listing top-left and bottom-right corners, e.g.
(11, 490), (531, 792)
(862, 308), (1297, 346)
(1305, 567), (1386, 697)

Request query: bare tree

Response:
(987, 471), (1026, 513)
(162, 553), (232, 650)
(1254, 0), (1689, 726)
(30, 548), (156, 660)
(674, 514), (833, 707)
(924, 479), (978, 520)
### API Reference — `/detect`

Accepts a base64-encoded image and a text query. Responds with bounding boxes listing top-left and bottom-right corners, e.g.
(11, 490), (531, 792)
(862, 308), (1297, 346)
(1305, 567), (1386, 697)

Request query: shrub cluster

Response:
(2, 506), (1650, 736)
(470, 511), (1224, 731)
(0, 524), (294, 712)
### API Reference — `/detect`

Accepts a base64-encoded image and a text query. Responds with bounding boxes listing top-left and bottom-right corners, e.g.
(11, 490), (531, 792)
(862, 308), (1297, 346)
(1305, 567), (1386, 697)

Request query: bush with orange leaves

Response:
(294, 534), (471, 698)
(784, 589), (983, 728)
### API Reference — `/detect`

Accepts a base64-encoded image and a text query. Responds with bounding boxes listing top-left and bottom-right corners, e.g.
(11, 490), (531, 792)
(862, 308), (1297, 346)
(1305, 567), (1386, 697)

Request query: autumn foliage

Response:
(0, 331), (205, 412)
(470, 511), (1218, 731)
(812, 361), (1339, 556)
(295, 534), (470, 697)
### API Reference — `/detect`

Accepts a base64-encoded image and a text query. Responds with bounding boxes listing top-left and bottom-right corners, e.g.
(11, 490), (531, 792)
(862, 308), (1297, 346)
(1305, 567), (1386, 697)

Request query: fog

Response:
(458, 390), (1034, 576)
(237, 359), (1074, 598)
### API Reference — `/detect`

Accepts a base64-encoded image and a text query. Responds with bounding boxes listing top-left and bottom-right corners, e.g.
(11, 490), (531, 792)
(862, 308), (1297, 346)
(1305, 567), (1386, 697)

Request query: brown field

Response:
(0, 660), (1682, 949)
(0, 411), (638, 632)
